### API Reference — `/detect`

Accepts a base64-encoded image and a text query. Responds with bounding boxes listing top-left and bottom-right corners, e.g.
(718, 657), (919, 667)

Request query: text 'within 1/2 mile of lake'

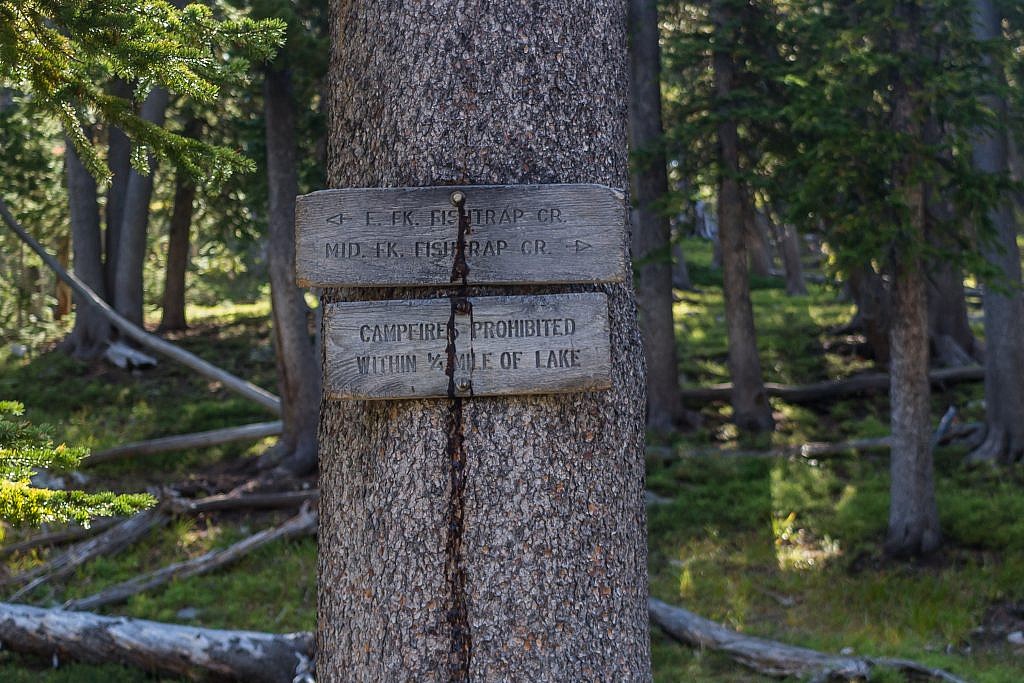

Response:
(323, 293), (611, 400)
(294, 184), (627, 287)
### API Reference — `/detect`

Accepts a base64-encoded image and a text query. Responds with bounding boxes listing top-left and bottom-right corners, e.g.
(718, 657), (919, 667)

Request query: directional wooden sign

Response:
(323, 293), (611, 400)
(295, 184), (627, 287)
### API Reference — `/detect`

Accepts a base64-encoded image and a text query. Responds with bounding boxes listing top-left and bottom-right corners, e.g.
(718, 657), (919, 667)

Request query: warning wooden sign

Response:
(295, 184), (627, 287)
(322, 293), (612, 400)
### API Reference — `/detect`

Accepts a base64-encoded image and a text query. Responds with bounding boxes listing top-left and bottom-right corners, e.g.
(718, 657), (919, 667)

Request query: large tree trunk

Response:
(113, 87), (169, 327)
(628, 0), (692, 432)
(262, 68), (321, 476)
(847, 265), (891, 364)
(712, 1), (774, 433)
(925, 259), (977, 367)
(968, 0), (1024, 464)
(319, 1), (650, 680)
(159, 145), (198, 332)
(764, 207), (806, 296)
(885, 1), (940, 557)
(104, 79), (133, 299)
(62, 136), (111, 359)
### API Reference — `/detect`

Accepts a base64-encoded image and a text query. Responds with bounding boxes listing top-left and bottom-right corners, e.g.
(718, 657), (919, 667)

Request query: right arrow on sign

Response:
(573, 240), (592, 252)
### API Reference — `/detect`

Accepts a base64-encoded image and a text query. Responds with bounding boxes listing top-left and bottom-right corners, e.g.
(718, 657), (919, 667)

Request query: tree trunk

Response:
(62, 136), (111, 359)
(628, 0), (692, 432)
(968, 0), (1024, 464)
(712, 1), (774, 433)
(925, 260), (977, 367)
(847, 265), (891, 364)
(113, 87), (169, 327)
(55, 233), (72, 319)
(104, 79), (133, 299)
(319, 1), (650, 680)
(262, 68), (321, 476)
(885, 1), (940, 557)
(159, 151), (197, 332)
(764, 207), (806, 296)
(742, 193), (772, 278)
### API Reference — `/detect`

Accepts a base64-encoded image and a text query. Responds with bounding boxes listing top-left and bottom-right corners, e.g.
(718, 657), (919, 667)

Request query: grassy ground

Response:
(1, 242), (1022, 681)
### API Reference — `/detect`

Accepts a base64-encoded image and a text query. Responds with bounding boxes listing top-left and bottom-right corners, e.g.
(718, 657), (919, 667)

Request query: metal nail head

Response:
(450, 190), (465, 206)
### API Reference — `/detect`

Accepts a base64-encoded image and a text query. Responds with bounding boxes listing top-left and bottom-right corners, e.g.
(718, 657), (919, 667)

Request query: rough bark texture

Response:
(319, 1), (650, 680)
(113, 87), (169, 326)
(263, 68), (321, 475)
(712, 2), (774, 433)
(63, 137), (111, 359)
(104, 79), (133, 298)
(159, 119), (201, 332)
(0, 602), (313, 683)
(885, 2), (940, 557)
(628, 0), (690, 432)
(969, 0), (1024, 464)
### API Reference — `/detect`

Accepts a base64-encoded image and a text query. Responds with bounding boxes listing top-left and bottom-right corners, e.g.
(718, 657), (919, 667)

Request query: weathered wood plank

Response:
(295, 184), (627, 287)
(324, 293), (612, 399)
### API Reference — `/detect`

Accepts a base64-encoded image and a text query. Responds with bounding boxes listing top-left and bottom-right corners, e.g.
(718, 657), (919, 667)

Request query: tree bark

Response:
(925, 259), (977, 367)
(62, 136), (111, 359)
(742, 192), (772, 278)
(113, 87), (169, 327)
(764, 207), (806, 296)
(319, 1), (650, 680)
(159, 119), (201, 332)
(969, 0), (1024, 464)
(847, 265), (891, 364)
(712, 1), (774, 433)
(262, 68), (321, 476)
(104, 79), (132, 298)
(0, 603), (313, 683)
(628, 0), (692, 432)
(885, 1), (940, 557)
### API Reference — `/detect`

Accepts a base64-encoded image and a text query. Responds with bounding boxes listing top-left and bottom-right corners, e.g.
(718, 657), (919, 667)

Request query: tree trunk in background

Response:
(742, 193), (772, 278)
(925, 260), (977, 367)
(62, 138), (111, 359)
(262, 68), (321, 476)
(713, 1), (774, 433)
(885, 1), (940, 557)
(104, 79), (133, 299)
(319, 1), (650, 679)
(969, 0), (1024, 464)
(159, 164), (197, 332)
(113, 87), (169, 327)
(764, 208), (806, 296)
(55, 234), (72, 319)
(847, 266), (891, 364)
(628, 0), (693, 432)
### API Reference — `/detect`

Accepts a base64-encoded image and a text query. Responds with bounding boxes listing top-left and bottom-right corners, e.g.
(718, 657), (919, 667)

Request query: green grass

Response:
(2, 251), (1023, 681)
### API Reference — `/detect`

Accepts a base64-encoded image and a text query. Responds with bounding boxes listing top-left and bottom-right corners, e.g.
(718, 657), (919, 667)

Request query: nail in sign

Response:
(323, 293), (612, 400)
(294, 184), (627, 287)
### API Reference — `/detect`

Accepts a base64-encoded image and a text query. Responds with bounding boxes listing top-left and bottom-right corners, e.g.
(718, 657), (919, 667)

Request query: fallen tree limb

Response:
(0, 602), (313, 683)
(65, 508), (317, 612)
(170, 489), (319, 515)
(4, 509), (169, 599)
(649, 597), (967, 682)
(0, 517), (120, 560)
(0, 198), (281, 415)
(681, 366), (984, 404)
(86, 421), (283, 466)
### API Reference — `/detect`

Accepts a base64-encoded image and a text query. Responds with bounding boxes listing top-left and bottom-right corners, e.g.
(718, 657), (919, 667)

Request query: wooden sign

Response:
(295, 184), (627, 287)
(323, 293), (611, 400)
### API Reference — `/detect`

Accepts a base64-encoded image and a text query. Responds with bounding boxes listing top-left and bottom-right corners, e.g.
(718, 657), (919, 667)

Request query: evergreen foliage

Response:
(0, 0), (286, 184)
(0, 401), (154, 527)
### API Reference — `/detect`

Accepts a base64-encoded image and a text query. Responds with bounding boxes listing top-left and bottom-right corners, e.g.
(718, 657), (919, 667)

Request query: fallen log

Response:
(681, 366), (984, 404)
(649, 597), (967, 683)
(65, 508), (317, 611)
(0, 198), (281, 415)
(86, 421), (284, 466)
(5, 509), (169, 599)
(0, 602), (313, 683)
(0, 517), (120, 560)
(171, 489), (319, 515)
